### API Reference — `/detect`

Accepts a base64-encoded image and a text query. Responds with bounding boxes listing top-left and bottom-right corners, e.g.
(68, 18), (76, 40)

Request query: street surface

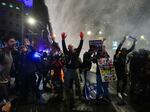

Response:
(12, 72), (150, 112)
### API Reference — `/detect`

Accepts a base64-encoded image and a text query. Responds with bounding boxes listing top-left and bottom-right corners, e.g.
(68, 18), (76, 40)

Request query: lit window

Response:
(9, 4), (13, 8)
(16, 7), (20, 10)
(1, 2), (6, 6)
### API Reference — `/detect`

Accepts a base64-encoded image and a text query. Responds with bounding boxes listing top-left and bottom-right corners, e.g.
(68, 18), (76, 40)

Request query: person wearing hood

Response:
(114, 36), (136, 99)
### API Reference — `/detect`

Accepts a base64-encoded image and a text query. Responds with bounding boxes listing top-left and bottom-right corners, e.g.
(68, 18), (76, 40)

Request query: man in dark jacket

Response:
(18, 45), (37, 103)
(83, 49), (93, 71)
(61, 32), (84, 102)
(114, 36), (136, 99)
(83, 49), (93, 82)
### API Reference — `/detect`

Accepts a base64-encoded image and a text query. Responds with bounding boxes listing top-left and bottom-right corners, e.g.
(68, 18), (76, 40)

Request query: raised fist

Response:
(80, 32), (84, 40)
(61, 32), (67, 40)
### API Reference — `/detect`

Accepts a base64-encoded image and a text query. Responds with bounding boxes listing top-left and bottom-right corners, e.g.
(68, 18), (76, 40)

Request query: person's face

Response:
(68, 44), (74, 52)
(20, 46), (27, 53)
(88, 49), (93, 55)
(6, 38), (16, 50)
(121, 49), (127, 55)
(24, 38), (30, 46)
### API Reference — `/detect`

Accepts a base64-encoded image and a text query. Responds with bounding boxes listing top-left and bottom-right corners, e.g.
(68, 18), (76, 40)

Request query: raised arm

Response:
(116, 36), (126, 54)
(127, 39), (136, 54)
(61, 32), (68, 54)
(76, 32), (84, 54)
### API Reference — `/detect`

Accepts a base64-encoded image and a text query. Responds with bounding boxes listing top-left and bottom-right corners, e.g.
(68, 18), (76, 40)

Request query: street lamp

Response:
(99, 31), (103, 35)
(87, 31), (92, 36)
(27, 17), (36, 25)
(140, 35), (145, 40)
(26, 16), (50, 43)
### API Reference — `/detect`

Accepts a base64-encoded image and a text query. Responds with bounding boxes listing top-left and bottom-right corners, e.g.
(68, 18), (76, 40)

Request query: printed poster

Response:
(98, 58), (117, 82)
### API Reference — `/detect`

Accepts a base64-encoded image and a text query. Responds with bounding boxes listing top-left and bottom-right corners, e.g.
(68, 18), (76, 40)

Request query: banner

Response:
(89, 40), (103, 51)
(98, 58), (117, 82)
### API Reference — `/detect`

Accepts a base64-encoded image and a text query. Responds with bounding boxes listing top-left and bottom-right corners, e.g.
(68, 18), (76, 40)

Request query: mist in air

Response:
(45, 0), (150, 56)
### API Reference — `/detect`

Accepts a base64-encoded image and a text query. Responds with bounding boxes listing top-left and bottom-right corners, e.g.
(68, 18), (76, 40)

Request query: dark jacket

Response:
(83, 51), (92, 70)
(18, 52), (37, 75)
(62, 39), (83, 69)
(113, 40), (135, 70)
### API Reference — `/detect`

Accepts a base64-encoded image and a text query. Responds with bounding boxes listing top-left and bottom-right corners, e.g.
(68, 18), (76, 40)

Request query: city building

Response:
(0, 0), (25, 42)
(0, 0), (52, 50)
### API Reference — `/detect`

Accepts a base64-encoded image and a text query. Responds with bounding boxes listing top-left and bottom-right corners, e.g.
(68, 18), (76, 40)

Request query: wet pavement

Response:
(9, 72), (150, 112)
(11, 72), (117, 112)
(13, 99), (116, 112)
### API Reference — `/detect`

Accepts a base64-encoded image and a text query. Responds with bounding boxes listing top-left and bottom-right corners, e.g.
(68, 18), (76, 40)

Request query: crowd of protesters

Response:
(0, 32), (150, 111)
